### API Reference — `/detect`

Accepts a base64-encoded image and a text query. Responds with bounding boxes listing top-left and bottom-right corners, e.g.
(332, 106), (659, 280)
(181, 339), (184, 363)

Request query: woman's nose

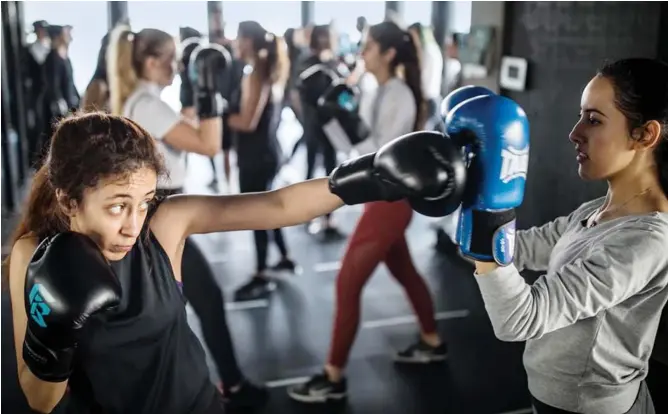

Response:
(568, 123), (583, 145)
(123, 214), (142, 238)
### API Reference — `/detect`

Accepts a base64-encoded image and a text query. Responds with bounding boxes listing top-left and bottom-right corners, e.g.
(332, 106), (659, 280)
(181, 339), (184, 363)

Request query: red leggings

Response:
(327, 201), (438, 368)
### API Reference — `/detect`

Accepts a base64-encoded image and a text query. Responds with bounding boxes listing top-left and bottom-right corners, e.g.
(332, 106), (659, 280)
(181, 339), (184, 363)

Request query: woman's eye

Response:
(109, 204), (124, 215)
(588, 116), (601, 125)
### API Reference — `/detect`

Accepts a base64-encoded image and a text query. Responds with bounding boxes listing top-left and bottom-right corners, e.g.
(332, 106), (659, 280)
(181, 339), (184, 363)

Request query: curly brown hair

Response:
(10, 112), (166, 245)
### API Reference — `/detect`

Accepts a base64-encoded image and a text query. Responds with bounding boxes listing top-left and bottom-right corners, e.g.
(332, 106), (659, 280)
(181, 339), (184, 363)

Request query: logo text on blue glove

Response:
(29, 284), (52, 328)
(500, 146), (529, 184)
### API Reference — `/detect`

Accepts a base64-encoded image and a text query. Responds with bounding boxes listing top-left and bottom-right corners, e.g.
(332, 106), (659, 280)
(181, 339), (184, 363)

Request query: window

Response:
(128, 1), (207, 36)
(314, 1), (385, 44)
(450, 1), (472, 34)
(223, 1), (301, 39)
(402, 1), (432, 27)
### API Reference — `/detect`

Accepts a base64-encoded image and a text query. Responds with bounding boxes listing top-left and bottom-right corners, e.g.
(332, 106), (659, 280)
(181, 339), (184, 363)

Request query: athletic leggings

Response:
(238, 165), (289, 272)
(327, 200), (438, 368)
(157, 188), (243, 390)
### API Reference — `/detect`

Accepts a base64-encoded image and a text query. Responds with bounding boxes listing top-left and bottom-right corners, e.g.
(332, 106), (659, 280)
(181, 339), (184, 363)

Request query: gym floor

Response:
(1, 111), (536, 414)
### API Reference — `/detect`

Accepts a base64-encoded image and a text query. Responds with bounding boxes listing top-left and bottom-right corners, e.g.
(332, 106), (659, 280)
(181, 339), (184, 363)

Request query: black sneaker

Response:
(270, 258), (297, 273)
(394, 339), (448, 364)
(233, 277), (275, 302)
(224, 380), (269, 411)
(287, 372), (347, 403)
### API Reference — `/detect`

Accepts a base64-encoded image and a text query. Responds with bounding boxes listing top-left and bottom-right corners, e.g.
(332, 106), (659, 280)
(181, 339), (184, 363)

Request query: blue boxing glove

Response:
(440, 86), (495, 154)
(445, 95), (530, 266)
(440, 86), (495, 119)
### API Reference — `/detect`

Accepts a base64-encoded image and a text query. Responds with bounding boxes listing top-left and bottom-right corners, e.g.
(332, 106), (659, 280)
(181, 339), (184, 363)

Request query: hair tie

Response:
(265, 32), (275, 43)
(258, 48), (268, 59)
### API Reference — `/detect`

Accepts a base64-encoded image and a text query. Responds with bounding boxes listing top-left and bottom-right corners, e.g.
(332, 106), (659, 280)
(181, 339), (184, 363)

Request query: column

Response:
(2, 1), (29, 181)
(108, 1), (129, 30)
(431, 1), (450, 49)
(385, 1), (404, 21)
(207, 1), (224, 39)
(301, 1), (314, 27)
(1, 29), (18, 211)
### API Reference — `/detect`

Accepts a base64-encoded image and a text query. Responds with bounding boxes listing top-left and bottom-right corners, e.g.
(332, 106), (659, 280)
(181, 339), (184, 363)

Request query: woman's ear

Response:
(633, 120), (662, 150)
(383, 47), (397, 64)
(55, 189), (77, 218)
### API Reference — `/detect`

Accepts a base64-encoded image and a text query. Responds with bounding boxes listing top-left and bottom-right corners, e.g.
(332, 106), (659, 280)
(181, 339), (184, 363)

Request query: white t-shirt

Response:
(421, 42), (444, 100)
(123, 81), (185, 190)
(355, 77), (416, 155)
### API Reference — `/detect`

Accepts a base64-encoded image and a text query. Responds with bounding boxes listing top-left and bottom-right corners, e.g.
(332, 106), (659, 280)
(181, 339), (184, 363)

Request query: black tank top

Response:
(235, 86), (281, 170)
(66, 228), (216, 414)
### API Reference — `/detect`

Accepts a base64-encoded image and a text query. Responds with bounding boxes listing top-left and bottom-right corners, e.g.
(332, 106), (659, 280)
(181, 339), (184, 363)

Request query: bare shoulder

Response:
(8, 236), (40, 294)
(10, 237), (39, 267)
(148, 196), (190, 255)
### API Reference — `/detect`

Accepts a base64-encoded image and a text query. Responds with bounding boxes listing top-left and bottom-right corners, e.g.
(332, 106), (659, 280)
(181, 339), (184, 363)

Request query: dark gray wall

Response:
(501, 2), (663, 228)
(659, 2), (668, 63)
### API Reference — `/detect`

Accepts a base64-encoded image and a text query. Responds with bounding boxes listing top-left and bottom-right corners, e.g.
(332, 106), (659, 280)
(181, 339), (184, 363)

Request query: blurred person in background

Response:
(80, 32), (111, 112)
(297, 23), (346, 239)
(443, 33), (463, 95)
(283, 27), (309, 162)
(40, 24), (78, 165)
(25, 20), (51, 166)
(228, 21), (297, 302)
(408, 22), (443, 132)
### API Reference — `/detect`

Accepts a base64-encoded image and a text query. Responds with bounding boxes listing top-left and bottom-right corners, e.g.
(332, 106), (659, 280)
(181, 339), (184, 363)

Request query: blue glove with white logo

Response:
(445, 95), (530, 266)
(440, 85), (495, 152)
(23, 232), (121, 382)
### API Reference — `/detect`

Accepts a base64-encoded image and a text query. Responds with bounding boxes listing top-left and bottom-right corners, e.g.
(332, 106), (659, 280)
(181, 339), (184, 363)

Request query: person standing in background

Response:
(408, 23), (443, 132)
(229, 21), (297, 302)
(25, 20), (51, 167)
(443, 33), (463, 95)
(40, 24), (78, 166)
(28, 20), (51, 65)
(297, 24), (345, 240)
(211, 26), (245, 191)
(80, 32), (111, 112)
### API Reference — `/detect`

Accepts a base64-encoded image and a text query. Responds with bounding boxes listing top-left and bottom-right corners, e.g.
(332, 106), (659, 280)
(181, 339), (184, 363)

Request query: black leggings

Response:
(305, 130), (336, 181)
(238, 165), (289, 273)
(158, 188), (243, 389)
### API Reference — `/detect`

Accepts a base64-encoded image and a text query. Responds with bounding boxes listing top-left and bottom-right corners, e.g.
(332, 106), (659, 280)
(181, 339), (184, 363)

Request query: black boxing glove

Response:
(23, 232), (121, 382)
(329, 131), (466, 216)
(317, 82), (370, 150)
(179, 37), (202, 108)
(189, 43), (232, 119)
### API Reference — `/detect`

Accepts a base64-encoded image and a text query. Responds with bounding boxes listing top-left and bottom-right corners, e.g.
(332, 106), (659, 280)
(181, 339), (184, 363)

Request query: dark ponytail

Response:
(400, 32), (426, 131)
(10, 163), (69, 249)
(238, 21), (290, 89)
(598, 58), (668, 197)
(369, 21), (426, 131)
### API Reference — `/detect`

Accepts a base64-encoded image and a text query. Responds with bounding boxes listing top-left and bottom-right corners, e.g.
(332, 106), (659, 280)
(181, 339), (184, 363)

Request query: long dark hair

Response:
(238, 20), (289, 88)
(81, 33), (111, 112)
(9, 113), (166, 250)
(368, 21), (425, 131)
(598, 58), (668, 197)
